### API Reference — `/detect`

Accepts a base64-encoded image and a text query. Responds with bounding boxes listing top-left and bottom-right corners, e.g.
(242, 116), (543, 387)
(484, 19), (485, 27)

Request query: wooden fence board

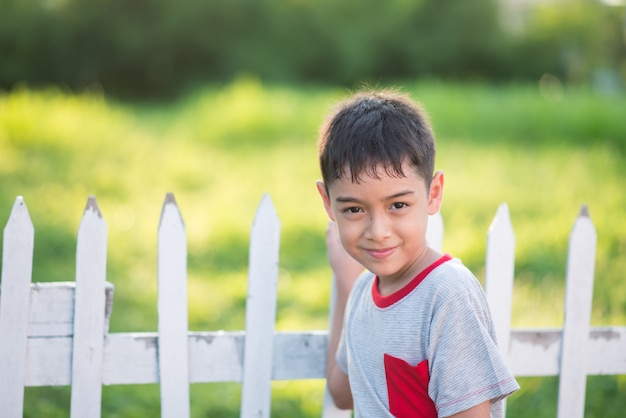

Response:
(0, 197), (34, 417)
(585, 327), (626, 374)
(557, 206), (597, 418)
(23, 282), (114, 337)
(485, 203), (515, 359)
(70, 197), (108, 418)
(484, 204), (515, 416)
(0, 282), (113, 336)
(18, 327), (626, 387)
(240, 194), (280, 418)
(188, 332), (245, 383)
(157, 193), (190, 418)
(426, 212), (443, 252)
(508, 327), (626, 377)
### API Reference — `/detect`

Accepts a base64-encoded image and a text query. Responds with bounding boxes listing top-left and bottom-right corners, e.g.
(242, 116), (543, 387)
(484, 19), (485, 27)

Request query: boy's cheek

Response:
(336, 223), (358, 249)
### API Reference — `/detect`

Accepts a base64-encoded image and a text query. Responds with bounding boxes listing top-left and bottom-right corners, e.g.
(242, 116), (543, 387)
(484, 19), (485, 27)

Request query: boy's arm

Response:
(326, 281), (353, 409)
(446, 400), (490, 417)
(325, 222), (363, 409)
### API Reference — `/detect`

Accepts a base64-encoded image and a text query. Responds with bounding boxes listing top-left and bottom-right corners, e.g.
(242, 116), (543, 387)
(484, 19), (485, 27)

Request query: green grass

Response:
(1, 78), (625, 417)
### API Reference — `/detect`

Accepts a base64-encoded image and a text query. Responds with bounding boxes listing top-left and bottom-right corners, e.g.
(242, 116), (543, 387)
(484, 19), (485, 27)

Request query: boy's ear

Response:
(316, 180), (336, 221)
(428, 171), (444, 215)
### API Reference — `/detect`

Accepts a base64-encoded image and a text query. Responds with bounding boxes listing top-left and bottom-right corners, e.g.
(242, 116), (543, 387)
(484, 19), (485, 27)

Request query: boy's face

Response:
(317, 162), (444, 286)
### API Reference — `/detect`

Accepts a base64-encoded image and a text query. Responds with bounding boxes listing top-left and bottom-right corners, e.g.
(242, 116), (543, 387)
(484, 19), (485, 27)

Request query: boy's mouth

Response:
(366, 247), (395, 260)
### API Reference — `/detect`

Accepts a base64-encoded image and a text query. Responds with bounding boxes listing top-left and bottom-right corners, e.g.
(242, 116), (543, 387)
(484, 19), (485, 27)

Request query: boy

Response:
(316, 89), (519, 417)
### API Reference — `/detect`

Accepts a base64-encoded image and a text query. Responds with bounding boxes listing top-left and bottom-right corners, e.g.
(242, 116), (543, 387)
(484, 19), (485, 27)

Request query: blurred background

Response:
(1, 0), (625, 97)
(1, 0), (625, 416)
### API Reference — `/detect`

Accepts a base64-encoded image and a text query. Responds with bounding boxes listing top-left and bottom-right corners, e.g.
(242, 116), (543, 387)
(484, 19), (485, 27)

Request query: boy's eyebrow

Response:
(334, 190), (415, 204)
(334, 196), (363, 204)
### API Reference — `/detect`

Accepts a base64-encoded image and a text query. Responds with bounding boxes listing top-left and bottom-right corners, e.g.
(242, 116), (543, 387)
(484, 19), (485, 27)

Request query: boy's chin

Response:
(359, 263), (391, 278)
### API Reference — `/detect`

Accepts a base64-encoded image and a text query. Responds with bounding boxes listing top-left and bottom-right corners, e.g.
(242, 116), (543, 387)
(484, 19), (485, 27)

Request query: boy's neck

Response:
(376, 247), (442, 296)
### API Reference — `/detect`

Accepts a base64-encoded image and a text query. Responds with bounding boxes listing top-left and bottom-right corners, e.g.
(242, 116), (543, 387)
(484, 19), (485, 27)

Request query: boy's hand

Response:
(326, 221), (364, 297)
(325, 221), (359, 410)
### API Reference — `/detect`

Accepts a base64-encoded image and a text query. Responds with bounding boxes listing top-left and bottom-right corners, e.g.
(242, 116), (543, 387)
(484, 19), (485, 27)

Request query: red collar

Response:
(372, 254), (453, 308)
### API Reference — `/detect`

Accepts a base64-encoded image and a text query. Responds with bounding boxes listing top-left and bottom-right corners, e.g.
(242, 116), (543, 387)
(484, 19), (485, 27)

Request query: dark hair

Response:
(318, 89), (436, 190)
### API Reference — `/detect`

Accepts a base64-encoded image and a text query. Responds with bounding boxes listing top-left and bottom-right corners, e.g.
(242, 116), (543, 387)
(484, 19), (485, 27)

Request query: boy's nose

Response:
(365, 213), (391, 241)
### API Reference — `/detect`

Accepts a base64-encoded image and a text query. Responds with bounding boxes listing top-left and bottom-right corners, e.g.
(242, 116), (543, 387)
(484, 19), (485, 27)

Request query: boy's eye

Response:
(391, 202), (408, 210)
(343, 207), (362, 214)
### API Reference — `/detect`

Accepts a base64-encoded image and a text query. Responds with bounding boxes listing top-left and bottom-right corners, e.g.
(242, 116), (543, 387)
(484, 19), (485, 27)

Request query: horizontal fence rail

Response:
(0, 194), (624, 418)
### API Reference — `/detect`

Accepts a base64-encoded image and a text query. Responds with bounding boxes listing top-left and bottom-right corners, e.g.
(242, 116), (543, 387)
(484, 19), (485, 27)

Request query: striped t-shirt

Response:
(336, 254), (519, 417)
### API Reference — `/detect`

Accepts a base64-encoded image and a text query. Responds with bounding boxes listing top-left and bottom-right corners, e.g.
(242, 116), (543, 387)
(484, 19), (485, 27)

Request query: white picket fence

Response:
(0, 193), (624, 418)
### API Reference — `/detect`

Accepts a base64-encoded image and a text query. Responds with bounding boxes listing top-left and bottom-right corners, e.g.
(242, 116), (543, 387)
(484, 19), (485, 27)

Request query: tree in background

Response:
(0, 0), (623, 98)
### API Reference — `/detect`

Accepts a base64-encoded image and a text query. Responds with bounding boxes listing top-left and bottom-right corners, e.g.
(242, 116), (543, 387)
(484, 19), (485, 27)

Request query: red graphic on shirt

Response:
(384, 354), (437, 418)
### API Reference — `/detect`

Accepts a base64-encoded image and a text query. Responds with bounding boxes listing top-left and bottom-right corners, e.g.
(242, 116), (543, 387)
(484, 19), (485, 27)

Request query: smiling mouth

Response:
(366, 247), (395, 260)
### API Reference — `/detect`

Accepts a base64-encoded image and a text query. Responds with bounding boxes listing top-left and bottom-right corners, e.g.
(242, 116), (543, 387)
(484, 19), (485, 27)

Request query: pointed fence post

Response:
(485, 203), (515, 357)
(240, 194), (280, 418)
(0, 197), (34, 417)
(70, 196), (108, 418)
(157, 193), (190, 418)
(557, 205), (596, 418)
(484, 204), (515, 416)
(426, 212), (444, 253)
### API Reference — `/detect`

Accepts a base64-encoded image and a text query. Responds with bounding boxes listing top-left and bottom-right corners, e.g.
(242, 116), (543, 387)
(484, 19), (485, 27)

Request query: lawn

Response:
(1, 78), (625, 417)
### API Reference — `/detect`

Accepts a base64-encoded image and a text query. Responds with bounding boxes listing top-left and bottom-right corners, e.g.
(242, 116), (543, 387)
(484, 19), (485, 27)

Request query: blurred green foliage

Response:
(1, 79), (625, 415)
(1, 0), (624, 98)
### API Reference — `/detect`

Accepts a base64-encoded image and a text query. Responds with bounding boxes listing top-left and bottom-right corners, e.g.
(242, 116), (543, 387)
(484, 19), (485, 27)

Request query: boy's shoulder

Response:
(420, 256), (490, 310)
(425, 256), (477, 285)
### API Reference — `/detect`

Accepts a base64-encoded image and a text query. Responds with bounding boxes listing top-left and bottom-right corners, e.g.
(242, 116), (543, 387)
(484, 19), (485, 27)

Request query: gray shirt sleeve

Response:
(427, 285), (519, 417)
